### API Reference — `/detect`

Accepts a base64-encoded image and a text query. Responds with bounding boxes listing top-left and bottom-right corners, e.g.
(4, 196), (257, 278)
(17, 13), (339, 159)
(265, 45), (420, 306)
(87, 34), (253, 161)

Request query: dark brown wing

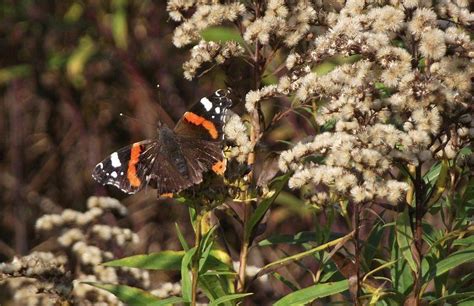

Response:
(92, 140), (158, 194)
(177, 136), (226, 178)
(174, 89), (232, 141)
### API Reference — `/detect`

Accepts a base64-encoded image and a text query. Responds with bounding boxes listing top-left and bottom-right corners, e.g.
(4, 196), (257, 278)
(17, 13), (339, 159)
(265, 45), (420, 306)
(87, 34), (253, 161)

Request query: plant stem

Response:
(237, 198), (251, 292)
(191, 212), (203, 306)
(352, 201), (361, 306)
(413, 164), (424, 303)
(237, 0), (264, 295)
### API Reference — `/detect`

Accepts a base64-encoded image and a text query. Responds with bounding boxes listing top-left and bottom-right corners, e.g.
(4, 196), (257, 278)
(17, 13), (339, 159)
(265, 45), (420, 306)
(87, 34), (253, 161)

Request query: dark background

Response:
(0, 0), (235, 257)
(0, 0), (314, 279)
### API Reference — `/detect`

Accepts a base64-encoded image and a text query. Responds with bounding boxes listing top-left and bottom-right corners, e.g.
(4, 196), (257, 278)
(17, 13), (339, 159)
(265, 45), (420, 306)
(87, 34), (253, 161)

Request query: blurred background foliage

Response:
(0, 0), (328, 293)
(0, 0), (233, 257)
(1, 1), (473, 304)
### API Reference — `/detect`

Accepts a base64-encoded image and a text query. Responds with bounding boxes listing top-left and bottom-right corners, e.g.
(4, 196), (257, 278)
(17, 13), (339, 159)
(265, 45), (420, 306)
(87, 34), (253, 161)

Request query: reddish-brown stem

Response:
(237, 0), (264, 295)
(413, 164), (424, 303)
(352, 201), (361, 306)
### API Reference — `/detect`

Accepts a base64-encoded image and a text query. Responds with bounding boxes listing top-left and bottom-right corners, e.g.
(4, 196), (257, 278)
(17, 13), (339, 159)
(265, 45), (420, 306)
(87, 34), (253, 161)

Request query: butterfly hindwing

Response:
(92, 89), (233, 197)
(177, 136), (225, 179)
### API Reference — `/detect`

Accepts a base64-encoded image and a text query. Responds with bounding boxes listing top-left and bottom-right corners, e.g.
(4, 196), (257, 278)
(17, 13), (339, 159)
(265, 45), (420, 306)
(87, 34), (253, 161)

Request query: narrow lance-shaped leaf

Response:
(273, 280), (349, 306)
(245, 174), (290, 241)
(103, 250), (184, 270)
(396, 209), (417, 272)
(433, 245), (474, 277)
(208, 293), (253, 306)
(85, 282), (184, 306)
(255, 231), (353, 279)
(181, 247), (196, 303)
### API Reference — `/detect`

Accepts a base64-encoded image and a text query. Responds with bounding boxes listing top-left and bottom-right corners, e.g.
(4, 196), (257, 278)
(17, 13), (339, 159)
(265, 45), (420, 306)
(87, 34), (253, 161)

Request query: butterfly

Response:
(92, 89), (232, 197)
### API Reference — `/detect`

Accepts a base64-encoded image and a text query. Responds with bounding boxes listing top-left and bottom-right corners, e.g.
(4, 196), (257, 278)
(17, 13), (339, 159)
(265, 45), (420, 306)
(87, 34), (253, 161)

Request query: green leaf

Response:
(112, 0), (128, 49)
(375, 82), (394, 98)
(103, 250), (230, 272)
(201, 26), (245, 45)
(64, 2), (83, 22)
(245, 174), (291, 241)
(273, 280), (349, 306)
(103, 251), (184, 270)
(435, 245), (474, 277)
(429, 292), (474, 305)
(199, 272), (235, 303)
(258, 231), (318, 246)
(272, 272), (300, 291)
(274, 191), (307, 216)
(208, 293), (253, 306)
(396, 209), (417, 272)
(85, 282), (183, 305)
(175, 223), (190, 251)
(256, 232), (353, 279)
(199, 226), (217, 272)
(202, 271), (237, 277)
(364, 220), (385, 264)
(390, 227), (413, 294)
(452, 235), (474, 246)
(181, 247), (196, 302)
(67, 35), (96, 87)
(0, 64), (32, 84)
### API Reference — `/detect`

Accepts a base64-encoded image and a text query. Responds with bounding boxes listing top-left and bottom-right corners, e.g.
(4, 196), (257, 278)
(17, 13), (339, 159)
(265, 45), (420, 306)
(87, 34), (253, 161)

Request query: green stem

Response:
(191, 211), (203, 306)
(237, 202), (251, 292)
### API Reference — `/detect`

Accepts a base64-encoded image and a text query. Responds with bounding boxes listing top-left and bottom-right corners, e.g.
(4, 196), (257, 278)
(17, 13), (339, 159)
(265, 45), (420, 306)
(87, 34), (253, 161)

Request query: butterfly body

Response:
(92, 89), (232, 197)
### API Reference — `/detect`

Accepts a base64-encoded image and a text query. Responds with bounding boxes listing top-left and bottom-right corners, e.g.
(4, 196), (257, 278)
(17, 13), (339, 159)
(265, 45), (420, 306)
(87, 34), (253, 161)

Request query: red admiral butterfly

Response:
(92, 89), (232, 197)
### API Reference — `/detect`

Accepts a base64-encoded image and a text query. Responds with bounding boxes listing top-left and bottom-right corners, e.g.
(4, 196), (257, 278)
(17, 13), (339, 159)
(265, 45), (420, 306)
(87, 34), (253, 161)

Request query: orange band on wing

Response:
(183, 112), (218, 139)
(212, 160), (226, 175)
(127, 143), (142, 187)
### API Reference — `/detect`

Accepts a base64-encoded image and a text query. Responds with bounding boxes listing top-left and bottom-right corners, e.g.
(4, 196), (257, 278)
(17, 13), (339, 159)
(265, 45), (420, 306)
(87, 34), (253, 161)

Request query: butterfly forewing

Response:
(174, 90), (232, 141)
(92, 140), (158, 194)
(92, 89), (233, 197)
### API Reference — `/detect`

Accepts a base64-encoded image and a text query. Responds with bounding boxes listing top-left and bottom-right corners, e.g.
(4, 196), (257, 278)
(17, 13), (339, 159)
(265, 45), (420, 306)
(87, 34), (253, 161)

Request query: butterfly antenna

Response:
(119, 112), (156, 127)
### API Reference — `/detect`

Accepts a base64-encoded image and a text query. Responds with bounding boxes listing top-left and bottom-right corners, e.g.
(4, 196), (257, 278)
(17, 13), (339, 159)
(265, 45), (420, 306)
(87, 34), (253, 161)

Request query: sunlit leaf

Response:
(256, 231), (353, 279)
(396, 209), (417, 272)
(208, 293), (253, 306)
(112, 0), (128, 49)
(453, 235), (474, 246)
(103, 250), (184, 270)
(0, 64), (31, 84)
(273, 280), (348, 306)
(390, 227), (413, 294)
(67, 35), (96, 87)
(85, 282), (183, 305)
(434, 245), (474, 277)
(175, 223), (190, 251)
(201, 27), (245, 45)
(64, 2), (83, 22)
(181, 247), (196, 302)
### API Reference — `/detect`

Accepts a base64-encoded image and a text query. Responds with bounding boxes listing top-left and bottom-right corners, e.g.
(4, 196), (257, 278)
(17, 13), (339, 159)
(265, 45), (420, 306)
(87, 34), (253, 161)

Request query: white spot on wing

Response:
(215, 107), (221, 114)
(111, 152), (121, 168)
(98, 162), (103, 169)
(200, 97), (212, 111)
(111, 171), (118, 178)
